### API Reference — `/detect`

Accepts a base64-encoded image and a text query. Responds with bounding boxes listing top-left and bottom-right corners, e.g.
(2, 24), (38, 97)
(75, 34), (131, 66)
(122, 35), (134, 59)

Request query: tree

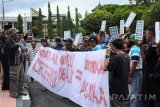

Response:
(129, 0), (158, 5)
(75, 8), (79, 33)
(57, 5), (61, 36)
(32, 27), (38, 37)
(81, 10), (112, 33)
(38, 8), (43, 38)
(67, 6), (72, 32)
(17, 14), (23, 32)
(48, 2), (53, 38)
(142, 0), (160, 26)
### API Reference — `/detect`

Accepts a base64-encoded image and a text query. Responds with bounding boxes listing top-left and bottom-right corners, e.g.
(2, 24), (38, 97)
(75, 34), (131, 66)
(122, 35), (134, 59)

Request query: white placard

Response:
(125, 12), (136, 28)
(155, 22), (160, 43)
(64, 30), (71, 40)
(74, 33), (83, 45)
(109, 26), (119, 39)
(120, 20), (125, 34)
(135, 20), (144, 40)
(101, 20), (107, 31)
(28, 48), (110, 107)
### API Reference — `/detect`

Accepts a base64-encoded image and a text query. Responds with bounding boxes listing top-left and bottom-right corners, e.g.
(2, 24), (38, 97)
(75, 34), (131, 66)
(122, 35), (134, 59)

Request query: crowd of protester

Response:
(0, 25), (160, 107)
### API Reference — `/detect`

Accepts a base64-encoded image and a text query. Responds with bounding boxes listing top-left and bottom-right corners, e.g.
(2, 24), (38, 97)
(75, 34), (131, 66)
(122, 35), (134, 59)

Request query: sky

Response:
(1, 0), (130, 19)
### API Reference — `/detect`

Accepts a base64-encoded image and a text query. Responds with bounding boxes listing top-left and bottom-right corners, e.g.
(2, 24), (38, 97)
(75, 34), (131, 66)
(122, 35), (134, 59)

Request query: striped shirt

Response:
(28, 47), (39, 64)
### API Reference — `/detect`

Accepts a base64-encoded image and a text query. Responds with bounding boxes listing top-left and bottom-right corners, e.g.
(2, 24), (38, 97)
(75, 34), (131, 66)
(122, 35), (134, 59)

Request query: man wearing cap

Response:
(128, 34), (143, 107)
(88, 35), (103, 51)
(5, 28), (26, 98)
(80, 36), (91, 51)
(0, 25), (12, 90)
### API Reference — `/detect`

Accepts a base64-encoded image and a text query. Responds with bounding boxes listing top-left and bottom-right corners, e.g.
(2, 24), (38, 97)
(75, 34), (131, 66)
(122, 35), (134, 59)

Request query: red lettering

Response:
(60, 54), (74, 67)
(80, 81), (107, 107)
(84, 60), (104, 74)
(58, 66), (73, 84)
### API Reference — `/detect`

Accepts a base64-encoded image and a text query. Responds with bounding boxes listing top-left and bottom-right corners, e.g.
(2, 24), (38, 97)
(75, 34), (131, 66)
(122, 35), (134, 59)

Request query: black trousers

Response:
(1, 58), (10, 90)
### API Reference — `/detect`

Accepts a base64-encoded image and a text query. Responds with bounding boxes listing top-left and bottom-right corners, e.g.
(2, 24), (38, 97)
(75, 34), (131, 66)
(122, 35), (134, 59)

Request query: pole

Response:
(2, 0), (5, 29)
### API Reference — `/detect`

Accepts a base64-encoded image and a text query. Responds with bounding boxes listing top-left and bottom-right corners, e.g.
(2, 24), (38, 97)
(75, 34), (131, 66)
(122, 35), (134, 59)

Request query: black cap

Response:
(89, 35), (98, 44)
(4, 25), (12, 30)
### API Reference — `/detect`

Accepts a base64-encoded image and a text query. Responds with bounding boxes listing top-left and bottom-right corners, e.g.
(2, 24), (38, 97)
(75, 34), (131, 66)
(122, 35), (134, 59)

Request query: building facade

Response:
(0, 16), (32, 33)
(31, 8), (67, 38)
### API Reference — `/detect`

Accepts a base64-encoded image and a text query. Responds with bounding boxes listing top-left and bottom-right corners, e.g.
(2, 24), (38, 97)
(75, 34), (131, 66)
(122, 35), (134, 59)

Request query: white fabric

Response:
(28, 48), (110, 107)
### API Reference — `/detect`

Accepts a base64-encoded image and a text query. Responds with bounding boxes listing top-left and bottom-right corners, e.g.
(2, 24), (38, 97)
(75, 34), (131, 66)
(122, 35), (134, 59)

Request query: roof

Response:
(92, 1), (102, 12)
(30, 8), (46, 17)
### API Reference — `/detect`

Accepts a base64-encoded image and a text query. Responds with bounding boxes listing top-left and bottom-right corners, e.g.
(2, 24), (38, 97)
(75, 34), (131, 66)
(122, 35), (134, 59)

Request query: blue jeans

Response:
(129, 70), (143, 107)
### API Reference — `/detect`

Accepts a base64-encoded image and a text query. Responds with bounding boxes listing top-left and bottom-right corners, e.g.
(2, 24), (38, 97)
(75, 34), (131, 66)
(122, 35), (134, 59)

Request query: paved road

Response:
(28, 81), (81, 107)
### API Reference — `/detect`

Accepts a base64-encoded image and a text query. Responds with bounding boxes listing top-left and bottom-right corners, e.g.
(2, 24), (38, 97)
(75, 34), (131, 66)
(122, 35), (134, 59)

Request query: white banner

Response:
(28, 48), (110, 107)
(155, 22), (160, 43)
(136, 20), (144, 40)
(120, 20), (125, 34)
(125, 12), (136, 28)
(101, 20), (107, 31)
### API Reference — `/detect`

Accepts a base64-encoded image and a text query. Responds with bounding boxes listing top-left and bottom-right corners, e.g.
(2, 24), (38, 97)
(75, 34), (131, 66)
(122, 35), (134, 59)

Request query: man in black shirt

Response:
(104, 39), (130, 107)
(142, 27), (159, 107)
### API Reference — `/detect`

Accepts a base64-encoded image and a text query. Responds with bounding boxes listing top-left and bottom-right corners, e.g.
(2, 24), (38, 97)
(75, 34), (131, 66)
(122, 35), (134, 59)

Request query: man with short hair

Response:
(89, 35), (103, 51)
(52, 37), (64, 50)
(0, 25), (12, 90)
(28, 41), (39, 82)
(142, 26), (159, 106)
(104, 39), (130, 107)
(128, 34), (143, 107)
(5, 28), (26, 98)
(63, 38), (78, 52)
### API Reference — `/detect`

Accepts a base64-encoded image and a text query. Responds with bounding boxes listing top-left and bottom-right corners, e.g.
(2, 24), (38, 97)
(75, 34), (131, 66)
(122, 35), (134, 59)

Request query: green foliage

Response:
(57, 5), (61, 36)
(142, 1), (160, 27)
(75, 8), (79, 33)
(67, 6), (73, 33)
(81, 10), (112, 33)
(17, 14), (23, 32)
(81, 3), (157, 33)
(32, 27), (38, 37)
(48, 2), (53, 38)
(38, 8), (43, 38)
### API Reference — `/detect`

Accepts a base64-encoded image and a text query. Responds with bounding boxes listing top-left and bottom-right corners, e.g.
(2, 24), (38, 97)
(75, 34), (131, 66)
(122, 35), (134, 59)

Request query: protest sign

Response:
(125, 12), (136, 28)
(155, 22), (160, 43)
(109, 26), (118, 39)
(74, 33), (83, 45)
(120, 20), (125, 34)
(135, 20), (144, 40)
(64, 30), (71, 40)
(28, 48), (110, 107)
(101, 20), (107, 31)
